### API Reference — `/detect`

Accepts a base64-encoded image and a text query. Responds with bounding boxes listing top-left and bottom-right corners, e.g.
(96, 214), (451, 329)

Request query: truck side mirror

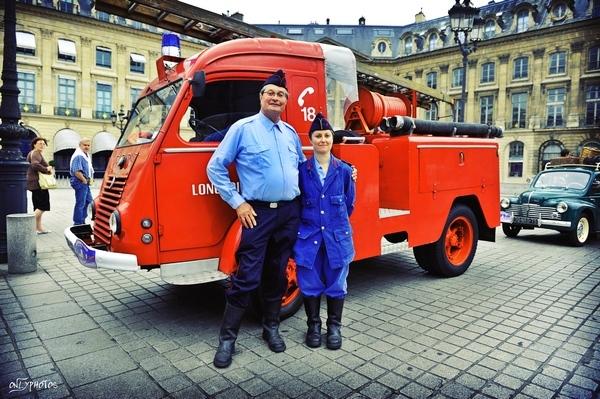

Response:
(191, 71), (206, 98)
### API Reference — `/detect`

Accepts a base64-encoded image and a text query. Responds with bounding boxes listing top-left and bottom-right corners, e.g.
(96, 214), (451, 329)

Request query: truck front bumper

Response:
(64, 225), (140, 272)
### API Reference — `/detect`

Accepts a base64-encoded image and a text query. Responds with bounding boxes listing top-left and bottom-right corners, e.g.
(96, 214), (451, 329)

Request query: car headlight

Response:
(109, 210), (121, 234)
(500, 198), (510, 209)
(556, 202), (568, 213)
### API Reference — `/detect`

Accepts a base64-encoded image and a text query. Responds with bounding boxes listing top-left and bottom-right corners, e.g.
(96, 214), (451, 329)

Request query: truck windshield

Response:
(116, 80), (182, 147)
(533, 170), (591, 190)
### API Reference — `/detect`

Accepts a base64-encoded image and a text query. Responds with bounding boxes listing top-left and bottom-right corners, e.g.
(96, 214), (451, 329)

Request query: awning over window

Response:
(16, 31), (36, 50)
(91, 131), (117, 153)
(53, 129), (81, 152)
(130, 53), (146, 63)
(58, 39), (77, 57)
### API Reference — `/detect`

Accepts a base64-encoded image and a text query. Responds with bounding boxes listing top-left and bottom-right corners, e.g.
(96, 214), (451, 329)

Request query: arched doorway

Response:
(538, 140), (564, 172)
(91, 131), (117, 178)
(577, 139), (600, 156)
(19, 126), (39, 158)
(53, 129), (80, 178)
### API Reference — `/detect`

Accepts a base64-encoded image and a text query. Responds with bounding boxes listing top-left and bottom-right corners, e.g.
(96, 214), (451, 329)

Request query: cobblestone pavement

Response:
(0, 189), (599, 399)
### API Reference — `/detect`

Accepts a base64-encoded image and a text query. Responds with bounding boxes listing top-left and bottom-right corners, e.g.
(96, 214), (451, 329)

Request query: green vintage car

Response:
(500, 164), (600, 246)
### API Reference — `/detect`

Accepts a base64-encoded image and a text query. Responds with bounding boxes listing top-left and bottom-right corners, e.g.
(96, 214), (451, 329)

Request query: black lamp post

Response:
(0, 0), (30, 263)
(448, 0), (482, 122)
(110, 104), (128, 133)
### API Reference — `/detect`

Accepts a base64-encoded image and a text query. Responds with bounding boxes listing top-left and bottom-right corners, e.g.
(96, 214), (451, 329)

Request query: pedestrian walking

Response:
(70, 138), (94, 225)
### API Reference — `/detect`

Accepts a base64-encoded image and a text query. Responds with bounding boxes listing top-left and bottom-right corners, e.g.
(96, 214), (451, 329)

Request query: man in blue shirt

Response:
(207, 70), (305, 368)
(69, 138), (94, 225)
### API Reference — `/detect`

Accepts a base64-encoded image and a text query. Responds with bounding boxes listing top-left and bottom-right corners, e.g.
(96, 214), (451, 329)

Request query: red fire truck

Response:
(65, 38), (501, 317)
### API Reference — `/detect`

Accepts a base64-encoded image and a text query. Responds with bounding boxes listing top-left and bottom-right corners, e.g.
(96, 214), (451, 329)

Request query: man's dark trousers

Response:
(227, 198), (300, 308)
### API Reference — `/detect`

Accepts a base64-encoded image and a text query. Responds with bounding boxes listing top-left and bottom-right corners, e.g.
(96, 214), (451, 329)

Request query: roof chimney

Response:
(230, 12), (243, 21)
(359, 16), (366, 25)
(326, 18), (330, 25)
(415, 8), (426, 23)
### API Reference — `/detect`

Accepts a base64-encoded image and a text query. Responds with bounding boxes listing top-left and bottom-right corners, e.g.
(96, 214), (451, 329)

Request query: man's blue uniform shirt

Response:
(207, 112), (306, 209)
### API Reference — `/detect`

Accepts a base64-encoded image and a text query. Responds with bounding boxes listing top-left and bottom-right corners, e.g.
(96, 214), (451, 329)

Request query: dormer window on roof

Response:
(516, 10), (529, 32)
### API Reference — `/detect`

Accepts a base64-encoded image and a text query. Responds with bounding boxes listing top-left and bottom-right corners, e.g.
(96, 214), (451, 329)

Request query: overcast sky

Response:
(185, 0), (490, 26)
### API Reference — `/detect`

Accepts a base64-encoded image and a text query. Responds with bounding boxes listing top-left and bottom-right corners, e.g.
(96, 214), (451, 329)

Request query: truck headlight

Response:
(556, 202), (568, 213)
(500, 198), (510, 209)
(109, 210), (121, 234)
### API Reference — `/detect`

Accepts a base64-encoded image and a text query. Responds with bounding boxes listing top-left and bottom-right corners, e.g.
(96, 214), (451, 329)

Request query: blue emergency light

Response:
(161, 32), (181, 57)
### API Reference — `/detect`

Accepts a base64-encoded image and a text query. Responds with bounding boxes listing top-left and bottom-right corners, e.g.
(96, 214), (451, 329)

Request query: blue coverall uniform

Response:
(293, 155), (355, 299)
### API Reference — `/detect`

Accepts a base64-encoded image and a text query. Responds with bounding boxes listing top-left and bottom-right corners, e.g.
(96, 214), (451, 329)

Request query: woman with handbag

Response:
(26, 137), (53, 234)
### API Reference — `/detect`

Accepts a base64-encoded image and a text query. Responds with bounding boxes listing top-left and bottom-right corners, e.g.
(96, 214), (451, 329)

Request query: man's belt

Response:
(248, 198), (298, 209)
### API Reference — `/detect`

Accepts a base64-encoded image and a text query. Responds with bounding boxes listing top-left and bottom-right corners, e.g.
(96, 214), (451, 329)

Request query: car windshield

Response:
(116, 80), (182, 147)
(532, 170), (591, 190)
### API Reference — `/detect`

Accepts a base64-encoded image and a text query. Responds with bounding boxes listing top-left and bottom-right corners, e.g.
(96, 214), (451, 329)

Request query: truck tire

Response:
(502, 223), (521, 238)
(568, 214), (590, 247)
(251, 258), (303, 320)
(416, 204), (479, 277)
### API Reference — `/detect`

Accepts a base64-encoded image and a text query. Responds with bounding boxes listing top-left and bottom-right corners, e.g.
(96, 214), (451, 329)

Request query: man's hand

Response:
(236, 202), (258, 228)
(351, 166), (358, 182)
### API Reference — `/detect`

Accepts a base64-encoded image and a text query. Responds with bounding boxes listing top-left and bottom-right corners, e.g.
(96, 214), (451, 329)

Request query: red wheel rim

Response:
(282, 258), (300, 307)
(444, 216), (473, 266)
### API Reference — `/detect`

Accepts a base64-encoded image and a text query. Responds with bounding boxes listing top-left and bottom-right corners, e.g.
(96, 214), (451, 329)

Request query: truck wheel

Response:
(251, 258), (303, 320)
(568, 215), (590, 247)
(413, 246), (434, 272)
(502, 223), (521, 238)
(423, 204), (479, 277)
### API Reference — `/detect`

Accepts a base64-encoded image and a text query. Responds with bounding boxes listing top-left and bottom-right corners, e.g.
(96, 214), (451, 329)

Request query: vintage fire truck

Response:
(65, 38), (502, 316)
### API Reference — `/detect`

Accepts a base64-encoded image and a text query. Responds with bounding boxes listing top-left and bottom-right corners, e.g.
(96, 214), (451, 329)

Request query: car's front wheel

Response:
(568, 214), (591, 246)
(502, 223), (521, 238)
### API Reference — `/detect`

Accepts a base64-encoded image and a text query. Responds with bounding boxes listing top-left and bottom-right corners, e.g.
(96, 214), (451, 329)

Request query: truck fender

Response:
(218, 220), (242, 275)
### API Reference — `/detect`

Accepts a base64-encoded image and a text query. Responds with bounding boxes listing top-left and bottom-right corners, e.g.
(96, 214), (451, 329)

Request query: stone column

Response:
(80, 37), (92, 119)
(530, 48), (546, 129)
(466, 59), (478, 122)
(439, 64), (449, 120)
(40, 28), (54, 115)
(567, 41), (584, 128)
(496, 54), (510, 129)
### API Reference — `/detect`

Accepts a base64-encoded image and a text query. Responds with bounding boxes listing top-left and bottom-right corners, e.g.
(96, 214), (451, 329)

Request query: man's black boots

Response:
(304, 296), (322, 348)
(326, 297), (344, 350)
(261, 300), (286, 352)
(213, 303), (245, 368)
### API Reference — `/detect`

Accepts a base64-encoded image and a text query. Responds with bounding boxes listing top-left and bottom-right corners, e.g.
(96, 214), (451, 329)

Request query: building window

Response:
(511, 92), (528, 128)
(513, 57), (529, 79)
(425, 103), (438, 121)
(508, 141), (524, 177)
(16, 31), (36, 56)
(377, 41), (387, 54)
(57, 39), (76, 62)
(286, 28), (303, 35)
(452, 67), (464, 87)
(549, 51), (566, 75)
(546, 87), (565, 127)
(404, 38), (412, 55)
(484, 20), (495, 39)
(552, 3), (567, 18)
(589, 46), (600, 71)
(58, 0), (74, 13)
(130, 53), (146, 74)
(429, 34), (438, 50)
(481, 62), (495, 83)
(454, 100), (464, 122)
(130, 88), (142, 107)
(17, 72), (36, 111)
(480, 96), (494, 124)
(374, 29), (393, 36)
(57, 77), (76, 115)
(314, 28), (324, 35)
(586, 84), (600, 125)
(336, 28), (353, 35)
(426, 72), (437, 89)
(95, 83), (112, 119)
(97, 11), (110, 22)
(96, 47), (111, 68)
(516, 10), (529, 32)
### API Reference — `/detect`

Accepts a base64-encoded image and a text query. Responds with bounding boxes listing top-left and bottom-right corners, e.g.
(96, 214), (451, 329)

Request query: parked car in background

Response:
(500, 164), (600, 246)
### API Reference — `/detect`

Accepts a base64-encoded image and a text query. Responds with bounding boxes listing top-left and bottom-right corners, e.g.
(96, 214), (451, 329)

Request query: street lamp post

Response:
(110, 104), (128, 133)
(448, 0), (482, 122)
(0, 0), (30, 263)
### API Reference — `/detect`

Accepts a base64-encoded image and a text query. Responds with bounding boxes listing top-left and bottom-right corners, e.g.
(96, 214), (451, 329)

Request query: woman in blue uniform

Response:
(294, 113), (355, 350)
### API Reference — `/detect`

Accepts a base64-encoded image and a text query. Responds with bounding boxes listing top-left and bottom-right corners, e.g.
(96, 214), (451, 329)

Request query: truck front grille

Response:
(94, 176), (127, 244)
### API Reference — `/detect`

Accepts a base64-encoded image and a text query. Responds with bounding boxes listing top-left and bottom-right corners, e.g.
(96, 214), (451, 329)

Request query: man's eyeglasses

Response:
(262, 90), (288, 99)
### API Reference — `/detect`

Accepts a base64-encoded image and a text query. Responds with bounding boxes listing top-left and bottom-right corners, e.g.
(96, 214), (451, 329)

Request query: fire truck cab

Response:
(65, 38), (501, 317)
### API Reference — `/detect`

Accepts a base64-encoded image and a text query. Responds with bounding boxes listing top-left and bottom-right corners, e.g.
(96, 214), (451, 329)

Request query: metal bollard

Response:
(7, 214), (37, 274)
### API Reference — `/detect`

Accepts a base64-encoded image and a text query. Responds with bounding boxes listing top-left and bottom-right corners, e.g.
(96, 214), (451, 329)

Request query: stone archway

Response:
(53, 129), (80, 178)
